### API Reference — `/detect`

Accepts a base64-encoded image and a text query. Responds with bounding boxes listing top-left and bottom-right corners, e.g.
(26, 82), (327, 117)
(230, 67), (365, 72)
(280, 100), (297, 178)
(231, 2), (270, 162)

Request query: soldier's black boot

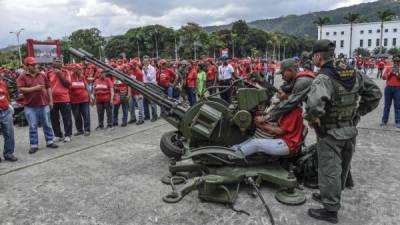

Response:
(308, 208), (338, 224)
(312, 193), (322, 203)
(345, 171), (354, 189)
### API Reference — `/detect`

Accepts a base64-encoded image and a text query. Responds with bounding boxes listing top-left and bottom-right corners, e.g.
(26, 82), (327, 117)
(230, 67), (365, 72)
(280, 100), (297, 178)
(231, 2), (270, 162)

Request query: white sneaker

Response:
(53, 137), (62, 142)
(63, 136), (71, 143)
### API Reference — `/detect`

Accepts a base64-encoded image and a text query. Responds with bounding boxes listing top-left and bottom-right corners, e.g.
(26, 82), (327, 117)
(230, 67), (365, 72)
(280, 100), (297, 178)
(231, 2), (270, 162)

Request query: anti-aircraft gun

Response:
(69, 48), (317, 222)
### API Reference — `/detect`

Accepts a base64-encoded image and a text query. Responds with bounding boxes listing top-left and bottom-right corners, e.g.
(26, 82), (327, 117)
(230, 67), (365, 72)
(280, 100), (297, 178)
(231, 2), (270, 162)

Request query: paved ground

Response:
(0, 75), (399, 225)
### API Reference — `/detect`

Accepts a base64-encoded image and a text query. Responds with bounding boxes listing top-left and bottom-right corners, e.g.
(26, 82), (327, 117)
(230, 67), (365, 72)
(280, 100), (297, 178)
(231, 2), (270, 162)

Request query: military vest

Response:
(319, 72), (361, 130)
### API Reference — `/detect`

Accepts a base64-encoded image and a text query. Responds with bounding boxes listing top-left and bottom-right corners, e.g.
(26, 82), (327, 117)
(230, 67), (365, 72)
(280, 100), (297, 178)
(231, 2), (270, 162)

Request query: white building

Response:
(318, 20), (400, 57)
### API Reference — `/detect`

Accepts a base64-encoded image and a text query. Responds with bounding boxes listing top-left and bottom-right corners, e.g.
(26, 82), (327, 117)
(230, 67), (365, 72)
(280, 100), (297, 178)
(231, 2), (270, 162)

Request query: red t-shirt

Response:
(158, 68), (176, 88)
(70, 74), (89, 104)
(378, 61), (386, 69)
(253, 63), (263, 74)
(47, 69), (71, 103)
(94, 78), (113, 103)
(16, 72), (50, 107)
(0, 81), (10, 110)
(383, 64), (400, 87)
(207, 65), (217, 81)
(130, 69), (144, 96)
(85, 67), (96, 83)
(277, 107), (304, 153)
(186, 68), (197, 88)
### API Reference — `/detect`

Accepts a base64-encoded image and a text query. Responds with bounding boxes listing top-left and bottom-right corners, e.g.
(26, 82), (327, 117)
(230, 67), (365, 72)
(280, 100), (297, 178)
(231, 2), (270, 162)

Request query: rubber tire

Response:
(160, 131), (184, 159)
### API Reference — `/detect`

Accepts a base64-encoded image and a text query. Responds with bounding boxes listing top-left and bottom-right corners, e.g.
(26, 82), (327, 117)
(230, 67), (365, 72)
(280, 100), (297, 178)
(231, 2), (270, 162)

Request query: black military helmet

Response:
(277, 58), (298, 75)
(312, 39), (335, 53)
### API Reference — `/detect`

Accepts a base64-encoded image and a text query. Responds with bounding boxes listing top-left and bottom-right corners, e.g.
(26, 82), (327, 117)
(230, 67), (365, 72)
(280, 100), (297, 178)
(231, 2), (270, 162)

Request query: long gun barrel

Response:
(69, 48), (187, 127)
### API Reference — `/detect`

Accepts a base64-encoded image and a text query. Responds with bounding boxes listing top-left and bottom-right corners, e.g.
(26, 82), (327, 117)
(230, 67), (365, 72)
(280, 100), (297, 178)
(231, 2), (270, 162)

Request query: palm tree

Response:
(313, 16), (331, 40)
(378, 9), (395, 53)
(344, 12), (361, 57)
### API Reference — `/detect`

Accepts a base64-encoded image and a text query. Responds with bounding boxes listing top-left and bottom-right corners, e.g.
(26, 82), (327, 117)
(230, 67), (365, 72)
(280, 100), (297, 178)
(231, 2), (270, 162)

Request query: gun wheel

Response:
(160, 131), (184, 159)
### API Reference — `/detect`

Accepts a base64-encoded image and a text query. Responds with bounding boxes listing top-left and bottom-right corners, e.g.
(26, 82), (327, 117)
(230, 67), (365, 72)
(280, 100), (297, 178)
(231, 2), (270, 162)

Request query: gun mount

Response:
(69, 48), (317, 210)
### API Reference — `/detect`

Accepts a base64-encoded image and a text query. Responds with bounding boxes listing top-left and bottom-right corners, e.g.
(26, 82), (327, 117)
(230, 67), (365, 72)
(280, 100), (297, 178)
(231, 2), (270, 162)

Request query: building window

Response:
(326, 32), (330, 36)
(385, 29), (388, 33)
(377, 29), (380, 33)
(340, 40), (344, 48)
(360, 39), (364, 47)
(333, 32), (337, 35)
(393, 38), (397, 46)
(368, 39), (372, 47)
(368, 30), (372, 34)
(384, 38), (388, 46)
(333, 40), (337, 46)
(360, 30), (364, 34)
(341, 31), (344, 35)
(376, 39), (380, 47)
(394, 28), (398, 32)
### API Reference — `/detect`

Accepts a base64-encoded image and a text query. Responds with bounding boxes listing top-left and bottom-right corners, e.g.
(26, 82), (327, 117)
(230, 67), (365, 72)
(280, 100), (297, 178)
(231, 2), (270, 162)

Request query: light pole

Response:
(10, 28), (24, 65)
(154, 28), (159, 58)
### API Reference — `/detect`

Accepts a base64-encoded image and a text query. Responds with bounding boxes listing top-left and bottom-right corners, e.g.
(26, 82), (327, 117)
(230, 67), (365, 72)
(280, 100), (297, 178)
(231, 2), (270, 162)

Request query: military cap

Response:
(277, 58), (298, 75)
(312, 39), (335, 53)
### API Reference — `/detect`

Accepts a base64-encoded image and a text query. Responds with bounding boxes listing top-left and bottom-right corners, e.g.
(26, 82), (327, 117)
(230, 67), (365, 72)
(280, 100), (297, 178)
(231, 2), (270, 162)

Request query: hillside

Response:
(204, 0), (400, 38)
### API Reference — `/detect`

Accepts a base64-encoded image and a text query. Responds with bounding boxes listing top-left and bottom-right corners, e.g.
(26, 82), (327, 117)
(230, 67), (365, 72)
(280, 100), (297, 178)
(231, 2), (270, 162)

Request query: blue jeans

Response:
(130, 95), (144, 121)
(113, 102), (129, 125)
(381, 86), (400, 125)
(143, 97), (157, 119)
(71, 102), (91, 132)
(0, 108), (15, 158)
(24, 106), (55, 148)
(232, 138), (289, 157)
(186, 87), (197, 106)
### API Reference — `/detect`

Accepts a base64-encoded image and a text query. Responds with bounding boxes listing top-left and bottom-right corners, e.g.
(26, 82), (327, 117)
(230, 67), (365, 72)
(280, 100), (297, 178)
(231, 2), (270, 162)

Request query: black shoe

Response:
(106, 125), (113, 129)
(136, 120), (144, 125)
(121, 123), (127, 127)
(113, 123), (118, 126)
(312, 193), (322, 203)
(29, 147), (39, 154)
(128, 119), (137, 124)
(4, 155), (18, 162)
(308, 208), (338, 224)
(84, 131), (91, 136)
(150, 117), (157, 122)
(74, 131), (84, 136)
(95, 126), (104, 131)
(46, 143), (59, 149)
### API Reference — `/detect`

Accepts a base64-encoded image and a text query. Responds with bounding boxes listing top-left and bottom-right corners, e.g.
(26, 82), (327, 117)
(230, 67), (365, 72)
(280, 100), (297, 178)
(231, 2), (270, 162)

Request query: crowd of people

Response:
(0, 55), (279, 162)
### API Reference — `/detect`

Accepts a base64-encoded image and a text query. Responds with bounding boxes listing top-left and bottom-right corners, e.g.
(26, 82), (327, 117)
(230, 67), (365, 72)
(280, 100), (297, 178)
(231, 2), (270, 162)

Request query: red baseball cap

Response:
(24, 57), (37, 65)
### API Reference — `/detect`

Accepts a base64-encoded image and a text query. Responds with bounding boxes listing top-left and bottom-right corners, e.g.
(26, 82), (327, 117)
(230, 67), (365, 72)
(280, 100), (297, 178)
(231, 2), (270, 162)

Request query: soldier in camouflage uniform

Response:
(305, 40), (382, 223)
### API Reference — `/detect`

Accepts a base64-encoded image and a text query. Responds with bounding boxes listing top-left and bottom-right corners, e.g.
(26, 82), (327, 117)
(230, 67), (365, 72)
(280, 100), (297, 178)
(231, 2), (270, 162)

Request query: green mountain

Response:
(204, 0), (400, 39)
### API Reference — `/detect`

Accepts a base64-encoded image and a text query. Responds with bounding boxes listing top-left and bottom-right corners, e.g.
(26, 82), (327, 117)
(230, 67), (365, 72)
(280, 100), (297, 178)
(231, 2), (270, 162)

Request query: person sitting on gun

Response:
(231, 86), (304, 157)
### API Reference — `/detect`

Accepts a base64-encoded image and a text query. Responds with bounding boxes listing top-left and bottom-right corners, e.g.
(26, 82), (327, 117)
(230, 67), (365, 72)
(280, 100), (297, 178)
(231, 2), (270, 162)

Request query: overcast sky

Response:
(0, 0), (376, 48)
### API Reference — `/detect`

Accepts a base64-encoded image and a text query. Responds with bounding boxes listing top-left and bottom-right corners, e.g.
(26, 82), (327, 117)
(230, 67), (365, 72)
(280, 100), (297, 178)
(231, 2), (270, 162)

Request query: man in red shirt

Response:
(158, 59), (177, 98)
(70, 64), (91, 136)
(231, 90), (304, 156)
(381, 56), (400, 128)
(0, 71), (17, 162)
(113, 65), (130, 127)
(129, 60), (145, 125)
(17, 57), (58, 154)
(206, 58), (217, 94)
(185, 63), (197, 106)
(94, 70), (114, 129)
(47, 58), (72, 142)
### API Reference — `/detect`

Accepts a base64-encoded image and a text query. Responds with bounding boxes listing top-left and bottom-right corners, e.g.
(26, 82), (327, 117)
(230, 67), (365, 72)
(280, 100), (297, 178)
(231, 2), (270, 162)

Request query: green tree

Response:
(378, 9), (395, 53)
(313, 16), (331, 40)
(388, 47), (400, 56)
(344, 13), (361, 57)
(69, 28), (105, 58)
(353, 47), (371, 57)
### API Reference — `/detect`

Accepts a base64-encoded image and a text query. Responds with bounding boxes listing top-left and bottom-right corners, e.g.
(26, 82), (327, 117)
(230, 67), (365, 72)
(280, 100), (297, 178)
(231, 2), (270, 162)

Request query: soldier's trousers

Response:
(317, 134), (355, 212)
